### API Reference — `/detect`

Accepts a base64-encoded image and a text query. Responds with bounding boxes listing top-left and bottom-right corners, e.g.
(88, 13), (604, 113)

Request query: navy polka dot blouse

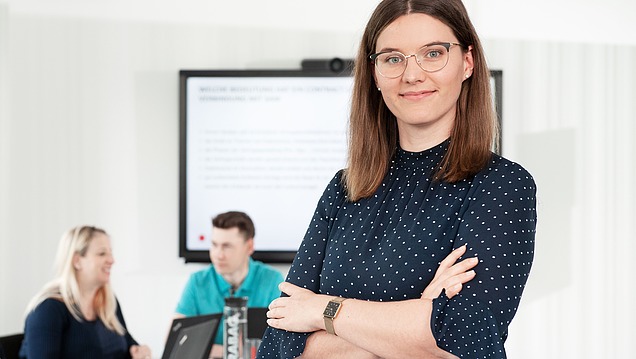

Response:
(257, 140), (537, 358)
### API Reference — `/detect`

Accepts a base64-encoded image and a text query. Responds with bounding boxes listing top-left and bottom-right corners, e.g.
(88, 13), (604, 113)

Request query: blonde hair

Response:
(25, 226), (125, 335)
(344, 0), (497, 201)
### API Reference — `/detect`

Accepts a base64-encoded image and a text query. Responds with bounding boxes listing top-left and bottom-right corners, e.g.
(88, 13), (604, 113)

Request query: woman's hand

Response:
(129, 344), (152, 359)
(421, 244), (478, 300)
(267, 282), (333, 333)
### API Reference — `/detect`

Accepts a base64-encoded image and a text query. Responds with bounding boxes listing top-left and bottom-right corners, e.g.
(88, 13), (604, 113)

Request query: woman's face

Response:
(374, 13), (473, 149)
(74, 233), (114, 289)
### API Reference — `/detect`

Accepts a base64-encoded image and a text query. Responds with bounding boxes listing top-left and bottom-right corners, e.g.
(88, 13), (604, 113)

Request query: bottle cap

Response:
(224, 296), (248, 306)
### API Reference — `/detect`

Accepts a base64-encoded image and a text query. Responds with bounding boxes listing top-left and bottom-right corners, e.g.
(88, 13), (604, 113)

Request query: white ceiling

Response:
(2, 0), (635, 45)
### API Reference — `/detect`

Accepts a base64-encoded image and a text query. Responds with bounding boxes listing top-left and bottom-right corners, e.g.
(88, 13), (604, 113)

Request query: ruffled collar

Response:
(393, 138), (449, 170)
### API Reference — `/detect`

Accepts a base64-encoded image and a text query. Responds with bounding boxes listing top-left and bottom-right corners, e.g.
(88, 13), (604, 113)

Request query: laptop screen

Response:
(162, 314), (222, 359)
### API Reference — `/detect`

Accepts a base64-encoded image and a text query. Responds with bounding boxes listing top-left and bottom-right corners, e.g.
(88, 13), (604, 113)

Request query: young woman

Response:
(19, 226), (152, 359)
(257, 0), (537, 358)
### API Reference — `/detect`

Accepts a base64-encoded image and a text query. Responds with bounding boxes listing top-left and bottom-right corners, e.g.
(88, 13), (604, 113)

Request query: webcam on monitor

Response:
(301, 58), (354, 74)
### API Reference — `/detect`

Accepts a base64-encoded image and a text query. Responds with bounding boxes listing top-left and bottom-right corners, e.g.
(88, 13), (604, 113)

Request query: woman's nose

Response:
(402, 55), (426, 83)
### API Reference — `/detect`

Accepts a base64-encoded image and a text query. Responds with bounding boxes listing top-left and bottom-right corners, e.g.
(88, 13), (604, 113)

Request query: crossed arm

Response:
(266, 245), (477, 359)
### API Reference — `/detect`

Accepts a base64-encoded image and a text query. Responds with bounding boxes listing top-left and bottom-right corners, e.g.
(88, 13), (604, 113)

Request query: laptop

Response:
(161, 313), (222, 359)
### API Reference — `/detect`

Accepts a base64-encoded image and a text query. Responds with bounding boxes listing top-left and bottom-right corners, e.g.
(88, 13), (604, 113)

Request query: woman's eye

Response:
(424, 50), (442, 59)
(385, 56), (403, 65)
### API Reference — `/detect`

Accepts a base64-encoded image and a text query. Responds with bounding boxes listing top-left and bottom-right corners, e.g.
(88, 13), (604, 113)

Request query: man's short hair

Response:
(212, 211), (255, 240)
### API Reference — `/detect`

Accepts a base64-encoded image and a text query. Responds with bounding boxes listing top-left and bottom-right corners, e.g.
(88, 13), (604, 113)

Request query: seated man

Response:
(174, 211), (284, 358)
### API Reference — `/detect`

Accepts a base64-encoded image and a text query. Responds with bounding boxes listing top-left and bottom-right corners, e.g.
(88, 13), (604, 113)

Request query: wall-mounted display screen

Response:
(179, 69), (353, 263)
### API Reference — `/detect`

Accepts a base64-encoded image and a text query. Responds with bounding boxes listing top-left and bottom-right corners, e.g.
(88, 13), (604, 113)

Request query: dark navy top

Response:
(257, 141), (537, 359)
(19, 298), (138, 359)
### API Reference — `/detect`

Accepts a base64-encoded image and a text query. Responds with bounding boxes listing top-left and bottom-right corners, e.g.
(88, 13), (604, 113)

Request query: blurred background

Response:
(1, 0), (635, 357)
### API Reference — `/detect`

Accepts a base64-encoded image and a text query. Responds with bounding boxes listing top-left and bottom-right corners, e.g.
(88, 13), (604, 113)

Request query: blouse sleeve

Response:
(116, 299), (139, 350)
(431, 159), (537, 358)
(21, 299), (68, 359)
(257, 172), (345, 359)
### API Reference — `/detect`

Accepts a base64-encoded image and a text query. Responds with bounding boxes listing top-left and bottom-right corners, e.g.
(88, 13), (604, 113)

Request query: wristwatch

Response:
(323, 297), (347, 335)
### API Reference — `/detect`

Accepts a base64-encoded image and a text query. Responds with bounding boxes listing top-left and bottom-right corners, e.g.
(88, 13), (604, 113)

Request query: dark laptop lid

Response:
(247, 307), (268, 340)
(161, 313), (222, 359)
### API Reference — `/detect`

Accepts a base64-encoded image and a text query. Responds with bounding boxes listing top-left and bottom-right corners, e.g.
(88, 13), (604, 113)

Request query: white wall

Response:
(1, 1), (635, 358)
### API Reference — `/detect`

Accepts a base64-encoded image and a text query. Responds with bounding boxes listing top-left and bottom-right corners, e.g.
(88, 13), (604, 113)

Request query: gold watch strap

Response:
(324, 297), (346, 336)
(324, 315), (336, 335)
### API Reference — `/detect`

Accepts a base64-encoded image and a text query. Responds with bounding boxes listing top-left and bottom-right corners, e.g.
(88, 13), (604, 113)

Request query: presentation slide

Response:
(182, 73), (353, 260)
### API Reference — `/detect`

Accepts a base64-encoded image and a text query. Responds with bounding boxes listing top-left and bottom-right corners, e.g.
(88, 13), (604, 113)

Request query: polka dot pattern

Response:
(257, 141), (537, 359)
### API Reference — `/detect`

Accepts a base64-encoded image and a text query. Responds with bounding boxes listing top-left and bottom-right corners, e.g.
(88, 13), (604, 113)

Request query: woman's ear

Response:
(464, 45), (474, 78)
(72, 254), (81, 270)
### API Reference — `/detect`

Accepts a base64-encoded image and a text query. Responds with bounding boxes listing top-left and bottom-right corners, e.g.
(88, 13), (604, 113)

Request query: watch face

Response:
(323, 301), (341, 318)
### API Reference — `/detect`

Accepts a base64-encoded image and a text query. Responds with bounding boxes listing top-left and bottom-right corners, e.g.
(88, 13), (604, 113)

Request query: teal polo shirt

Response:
(175, 258), (284, 345)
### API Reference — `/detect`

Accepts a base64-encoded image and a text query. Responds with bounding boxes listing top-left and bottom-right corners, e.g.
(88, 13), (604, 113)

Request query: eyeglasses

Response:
(369, 42), (464, 79)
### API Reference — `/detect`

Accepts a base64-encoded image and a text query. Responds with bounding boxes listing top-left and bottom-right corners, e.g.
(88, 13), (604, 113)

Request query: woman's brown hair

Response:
(344, 0), (497, 201)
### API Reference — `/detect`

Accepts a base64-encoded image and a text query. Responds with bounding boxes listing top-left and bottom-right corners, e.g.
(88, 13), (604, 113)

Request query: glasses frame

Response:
(369, 42), (464, 79)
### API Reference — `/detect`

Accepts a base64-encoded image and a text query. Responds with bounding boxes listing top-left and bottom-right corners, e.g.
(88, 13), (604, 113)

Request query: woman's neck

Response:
(397, 123), (452, 152)
(78, 285), (99, 320)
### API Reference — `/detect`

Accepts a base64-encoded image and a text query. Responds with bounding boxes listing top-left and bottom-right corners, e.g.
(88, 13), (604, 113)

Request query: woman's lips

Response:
(400, 90), (435, 100)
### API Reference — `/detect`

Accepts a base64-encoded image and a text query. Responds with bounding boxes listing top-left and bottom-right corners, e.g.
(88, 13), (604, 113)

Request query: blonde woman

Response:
(19, 226), (151, 359)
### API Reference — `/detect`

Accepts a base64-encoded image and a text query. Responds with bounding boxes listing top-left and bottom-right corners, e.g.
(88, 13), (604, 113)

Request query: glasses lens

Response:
(375, 52), (406, 78)
(415, 44), (450, 72)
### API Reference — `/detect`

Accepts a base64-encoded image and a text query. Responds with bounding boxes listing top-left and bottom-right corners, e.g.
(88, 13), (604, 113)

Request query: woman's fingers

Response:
(266, 300), (289, 328)
(452, 256), (479, 274)
(267, 307), (281, 319)
(436, 253), (478, 283)
(266, 283), (330, 332)
(268, 297), (282, 310)
(438, 257), (478, 296)
(266, 317), (280, 328)
(422, 246), (479, 300)
(268, 297), (290, 313)
(278, 281), (307, 296)
(444, 269), (476, 298)
(267, 299), (294, 319)
(437, 245), (467, 271)
(446, 283), (462, 298)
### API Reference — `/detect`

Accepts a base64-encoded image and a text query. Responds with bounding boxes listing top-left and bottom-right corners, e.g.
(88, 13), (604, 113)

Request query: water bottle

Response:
(223, 296), (248, 359)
